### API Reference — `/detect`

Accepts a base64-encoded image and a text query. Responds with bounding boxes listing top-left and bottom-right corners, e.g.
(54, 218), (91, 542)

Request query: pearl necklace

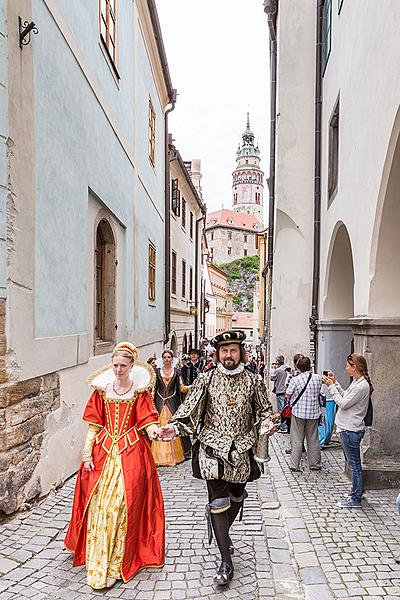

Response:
(112, 381), (134, 396)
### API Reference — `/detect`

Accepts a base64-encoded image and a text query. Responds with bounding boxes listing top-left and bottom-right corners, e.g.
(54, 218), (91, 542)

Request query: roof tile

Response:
(206, 209), (262, 232)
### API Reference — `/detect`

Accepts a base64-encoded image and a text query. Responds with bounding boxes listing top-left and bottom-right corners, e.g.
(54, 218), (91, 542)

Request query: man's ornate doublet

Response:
(170, 367), (273, 483)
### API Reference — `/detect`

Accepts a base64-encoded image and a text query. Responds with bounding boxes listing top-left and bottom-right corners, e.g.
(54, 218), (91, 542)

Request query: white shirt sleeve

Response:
(328, 381), (362, 410)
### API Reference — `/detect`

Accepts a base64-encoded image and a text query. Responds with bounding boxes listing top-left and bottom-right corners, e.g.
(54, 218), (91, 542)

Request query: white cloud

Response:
(157, 0), (270, 214)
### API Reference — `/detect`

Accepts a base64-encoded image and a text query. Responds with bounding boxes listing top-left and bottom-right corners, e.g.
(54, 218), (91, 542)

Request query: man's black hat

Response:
(188, 348), (201, 356)
(211, 330), (246, 348)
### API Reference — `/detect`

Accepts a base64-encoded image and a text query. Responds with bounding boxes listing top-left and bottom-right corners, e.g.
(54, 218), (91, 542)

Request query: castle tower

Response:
(232, 113), (264, 224)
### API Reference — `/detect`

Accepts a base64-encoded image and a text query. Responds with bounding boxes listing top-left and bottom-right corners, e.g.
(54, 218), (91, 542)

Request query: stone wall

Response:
(207, 227), (258, 265)
(0, 369), (60, 515)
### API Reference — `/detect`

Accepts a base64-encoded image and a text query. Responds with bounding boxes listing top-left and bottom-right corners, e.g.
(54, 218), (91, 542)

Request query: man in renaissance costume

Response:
(159, 330), (279, 587)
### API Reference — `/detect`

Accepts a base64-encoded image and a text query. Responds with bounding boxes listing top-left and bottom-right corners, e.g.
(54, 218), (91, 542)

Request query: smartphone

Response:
(323, 370), (329, 376)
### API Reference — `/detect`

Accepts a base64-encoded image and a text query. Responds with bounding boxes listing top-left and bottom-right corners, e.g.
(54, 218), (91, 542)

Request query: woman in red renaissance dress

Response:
(65, 342), (164, 590)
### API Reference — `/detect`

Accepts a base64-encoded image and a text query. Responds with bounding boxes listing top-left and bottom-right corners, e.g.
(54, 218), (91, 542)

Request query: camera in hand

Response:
(323, 370), (329, 376)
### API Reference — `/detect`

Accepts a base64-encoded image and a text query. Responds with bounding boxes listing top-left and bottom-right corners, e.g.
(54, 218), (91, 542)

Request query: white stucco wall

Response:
(269, 0), (316, 363)
(319, 1), (400, 320)
(169, 158), (204, 350)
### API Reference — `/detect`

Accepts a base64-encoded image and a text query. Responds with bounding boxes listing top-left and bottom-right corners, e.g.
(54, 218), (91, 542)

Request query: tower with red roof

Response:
(232, 113), (264, 224)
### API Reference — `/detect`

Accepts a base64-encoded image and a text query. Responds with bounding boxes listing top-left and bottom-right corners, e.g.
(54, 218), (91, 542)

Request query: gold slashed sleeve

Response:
(81, 424), (102, 462)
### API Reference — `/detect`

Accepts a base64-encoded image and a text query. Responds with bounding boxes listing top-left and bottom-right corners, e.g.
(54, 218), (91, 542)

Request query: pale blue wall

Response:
(51, 0), (135, 144)
(0, 0), (7, 299)
(137, 180), (165, 331)
(31, 0), (166, 340)
(136, 31), (165, 214)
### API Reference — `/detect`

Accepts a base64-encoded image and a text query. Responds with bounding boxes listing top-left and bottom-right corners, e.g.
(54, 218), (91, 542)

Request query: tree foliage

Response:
(217, 255), (260, 311)
(217, 255), (260, 283)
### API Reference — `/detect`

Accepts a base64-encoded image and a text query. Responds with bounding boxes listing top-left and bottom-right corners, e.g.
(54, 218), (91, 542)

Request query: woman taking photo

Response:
(151, 349), (190, 466)
(65, 342), (165, 589)
(323, 353), (372, 508)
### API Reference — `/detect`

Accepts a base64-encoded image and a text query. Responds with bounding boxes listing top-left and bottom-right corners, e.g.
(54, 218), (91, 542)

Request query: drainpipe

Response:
(310, 1), (323, 365)
(194, 214), (205, 346)
(263, 0), (278, 371)
(164, 91), (177, 344)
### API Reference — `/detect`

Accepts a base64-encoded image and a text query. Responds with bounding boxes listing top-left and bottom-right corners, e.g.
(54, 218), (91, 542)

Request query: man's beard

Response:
(221, 358), (240, 370)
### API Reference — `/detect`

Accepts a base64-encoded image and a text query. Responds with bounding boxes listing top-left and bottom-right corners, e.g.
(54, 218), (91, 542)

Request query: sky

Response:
(157, 0), (270, 215)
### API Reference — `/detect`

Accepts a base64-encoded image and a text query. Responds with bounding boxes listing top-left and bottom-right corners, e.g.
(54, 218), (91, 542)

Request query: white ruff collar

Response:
(217, 362), (245, 376)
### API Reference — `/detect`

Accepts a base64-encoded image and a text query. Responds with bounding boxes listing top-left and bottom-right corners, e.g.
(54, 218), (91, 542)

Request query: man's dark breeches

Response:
(206, 480), (247, 508)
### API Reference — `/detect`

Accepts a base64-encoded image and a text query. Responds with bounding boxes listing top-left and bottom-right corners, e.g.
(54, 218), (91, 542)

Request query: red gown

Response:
(65, 389), (165, 582)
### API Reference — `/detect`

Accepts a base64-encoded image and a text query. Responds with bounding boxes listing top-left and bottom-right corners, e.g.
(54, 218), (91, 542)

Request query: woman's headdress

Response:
(111, 342), (138, 361)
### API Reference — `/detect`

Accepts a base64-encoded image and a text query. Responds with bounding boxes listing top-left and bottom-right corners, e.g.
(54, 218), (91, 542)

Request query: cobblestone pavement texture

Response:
(0, 434), (399, 599)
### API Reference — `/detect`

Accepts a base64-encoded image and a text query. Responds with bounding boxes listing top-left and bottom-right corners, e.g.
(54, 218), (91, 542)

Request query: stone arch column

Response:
(352, 114), (400, 487)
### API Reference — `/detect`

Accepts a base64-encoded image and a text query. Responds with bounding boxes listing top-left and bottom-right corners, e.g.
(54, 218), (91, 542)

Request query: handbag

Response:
(364, 396), (373, 426)
(280, 373), (312, 419)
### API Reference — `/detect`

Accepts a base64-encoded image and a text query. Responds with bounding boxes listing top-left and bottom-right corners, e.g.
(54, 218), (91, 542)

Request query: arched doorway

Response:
(94, 219), (116, 351)
(319, 223), (355, 382)
(323, 223), (355, 320)
(182, 333), (187, 355)
(170, 332), (178, 357)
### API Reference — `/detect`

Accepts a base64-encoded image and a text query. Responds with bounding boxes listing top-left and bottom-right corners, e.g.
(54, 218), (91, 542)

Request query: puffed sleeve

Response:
(253, 377), (280, 429)
(169, 372), (209, 436)
(82, 389), (105, 427)
(136, 390), (160, 431)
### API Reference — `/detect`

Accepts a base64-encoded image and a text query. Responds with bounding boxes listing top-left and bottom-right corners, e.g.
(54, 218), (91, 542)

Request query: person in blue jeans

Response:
(270, 355), (290, 432)
(323, 353), (372, 508)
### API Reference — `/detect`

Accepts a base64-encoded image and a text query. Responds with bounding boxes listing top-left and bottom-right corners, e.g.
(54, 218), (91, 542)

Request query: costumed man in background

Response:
(180, 347), (204, 386)
(158, 330), (280, 587)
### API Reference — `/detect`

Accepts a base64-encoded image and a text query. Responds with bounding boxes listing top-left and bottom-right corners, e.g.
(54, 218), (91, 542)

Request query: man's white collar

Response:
(217, 362), (245, 376)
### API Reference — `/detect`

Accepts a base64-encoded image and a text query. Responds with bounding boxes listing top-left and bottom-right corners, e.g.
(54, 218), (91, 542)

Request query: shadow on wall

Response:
(323, 222), (354, 321)
(369, 128), (400, 317)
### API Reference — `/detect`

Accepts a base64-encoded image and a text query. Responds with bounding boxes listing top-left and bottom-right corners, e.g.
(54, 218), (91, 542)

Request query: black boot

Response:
(228, 536), (234, 555)
(214, 561), (234, 586)
(209, 509), (233, 585)
(227, 489), (248, 555)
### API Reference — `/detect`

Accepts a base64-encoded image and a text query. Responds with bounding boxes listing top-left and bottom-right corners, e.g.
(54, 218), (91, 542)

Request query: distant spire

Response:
(238, 112), (256, 153)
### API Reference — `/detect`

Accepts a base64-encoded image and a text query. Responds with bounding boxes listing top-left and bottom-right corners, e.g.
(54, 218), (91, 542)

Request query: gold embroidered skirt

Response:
(151, 404), (185, 467)
(86, 443), (126, 589)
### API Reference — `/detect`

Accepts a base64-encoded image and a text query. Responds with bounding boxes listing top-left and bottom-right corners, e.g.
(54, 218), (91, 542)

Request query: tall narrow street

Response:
(0, 436), (399, 599)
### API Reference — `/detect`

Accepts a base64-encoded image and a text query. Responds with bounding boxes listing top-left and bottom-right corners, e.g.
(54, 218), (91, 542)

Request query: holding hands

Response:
(150, 425), (177, 441)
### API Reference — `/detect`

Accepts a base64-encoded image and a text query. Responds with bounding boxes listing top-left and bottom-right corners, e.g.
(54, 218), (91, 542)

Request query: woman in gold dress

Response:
(151, 349), (189, 466)
(65, 342), (165, 590)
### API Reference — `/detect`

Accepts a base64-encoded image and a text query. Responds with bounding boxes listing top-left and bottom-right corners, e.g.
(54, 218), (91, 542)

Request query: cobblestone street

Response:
(0, 435), (399, 600)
